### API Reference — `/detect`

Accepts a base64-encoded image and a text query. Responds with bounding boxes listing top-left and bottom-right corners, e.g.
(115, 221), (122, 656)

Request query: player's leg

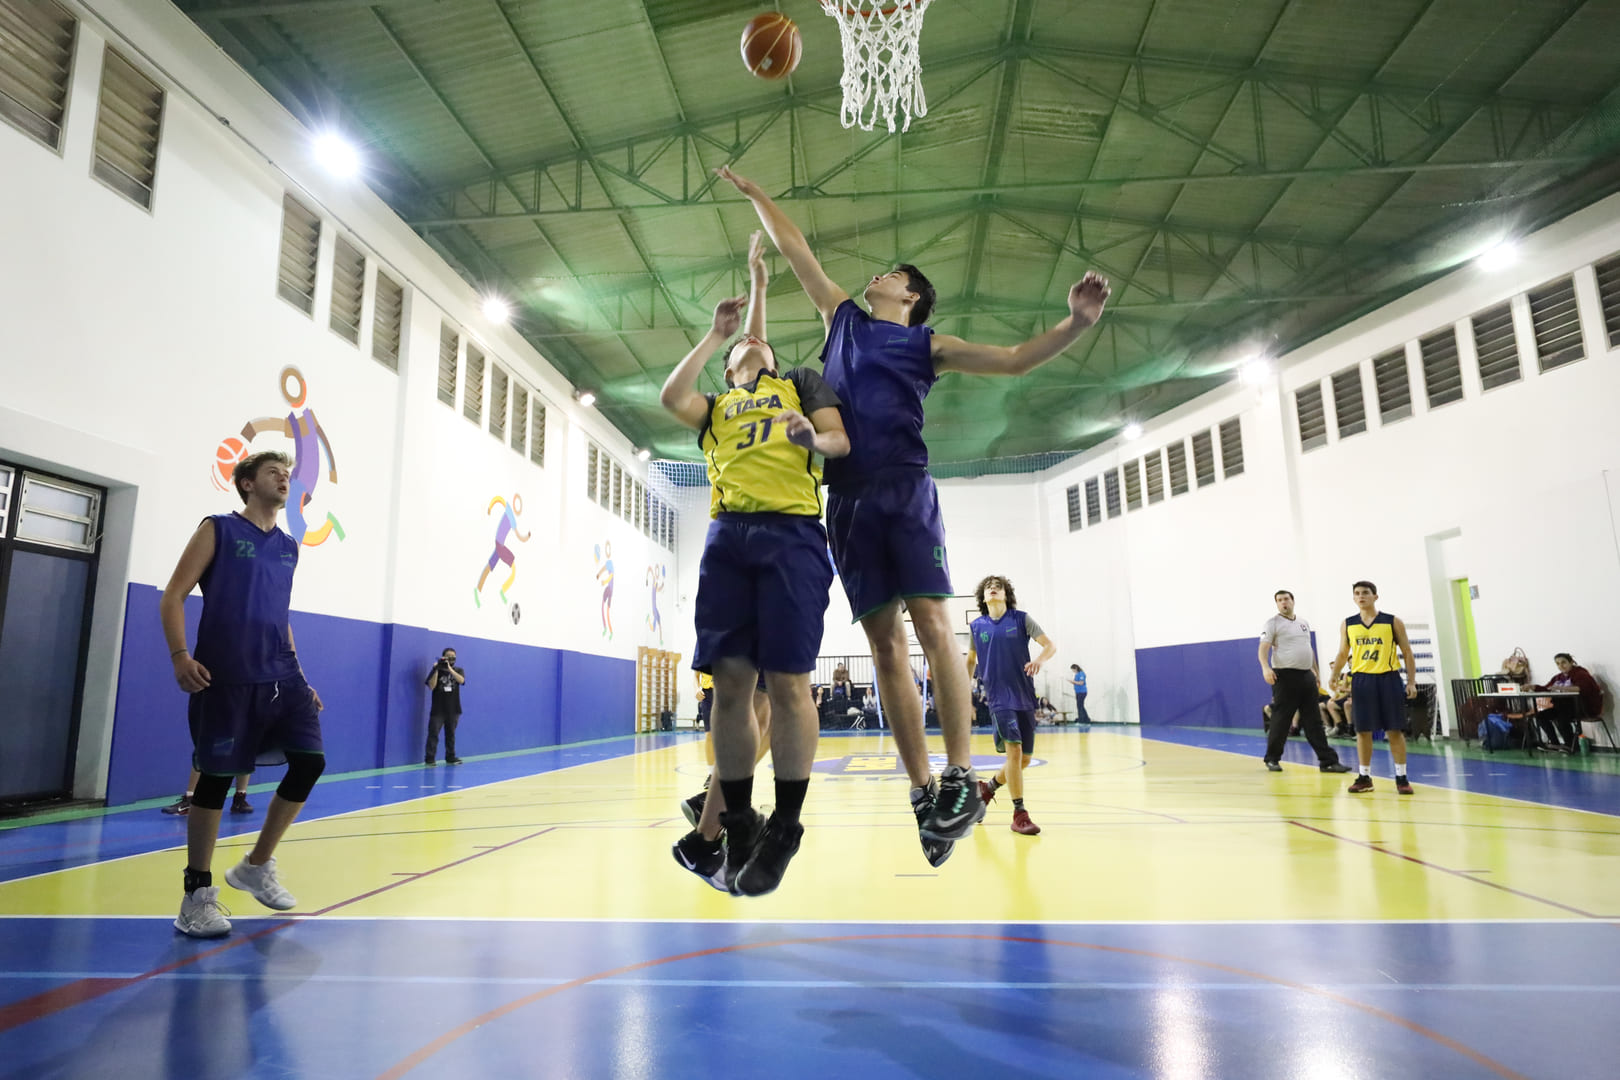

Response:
(176, 689), (248, 937)
(1386, 676), (1412, 792)
(498, 546), (517, 602)
(906, 596), (972, 766)
(163, 767), (202, 815)
(1348, 673), (1376, 792)
(712, 655), (764, 886)
(225, 679), (324, 911)
(860, 602), (932, 786)
(231, 773), (254, 814)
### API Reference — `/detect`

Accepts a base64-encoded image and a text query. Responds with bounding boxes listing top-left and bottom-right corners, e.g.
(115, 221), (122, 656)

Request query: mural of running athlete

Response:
(236, 366), (345, 547)
(646, 563), (666, 644)
(594, 541), (615, 638)
(475, 494), (531, 608)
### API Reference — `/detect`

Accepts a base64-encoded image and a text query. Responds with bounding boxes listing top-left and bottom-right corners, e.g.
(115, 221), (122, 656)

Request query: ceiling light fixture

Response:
(312, 131), (361, 178)
(1476, 239), (1519, 272)
(574, 389), (596, 408)
(635, 448), (651, 461)
(482, 296), (511, 324)
(1239, 358), (1271, 385)
(1122, 422), (1144, 441)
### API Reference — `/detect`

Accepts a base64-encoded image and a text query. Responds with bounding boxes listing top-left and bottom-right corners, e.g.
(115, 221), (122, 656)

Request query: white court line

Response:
(0, 915), (1605, 925)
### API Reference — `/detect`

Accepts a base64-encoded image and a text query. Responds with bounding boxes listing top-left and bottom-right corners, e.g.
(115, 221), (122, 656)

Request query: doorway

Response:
(1451, 577), (1481, 678)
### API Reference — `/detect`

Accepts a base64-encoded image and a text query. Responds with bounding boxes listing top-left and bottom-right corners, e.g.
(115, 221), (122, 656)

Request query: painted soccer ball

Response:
(510, 603), (522, 625)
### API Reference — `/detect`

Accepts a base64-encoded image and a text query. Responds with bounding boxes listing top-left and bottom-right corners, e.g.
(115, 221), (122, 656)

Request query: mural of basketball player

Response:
(594, 541), (615, 638)
(646, 563), (666, 644)
(236, 366), (345, 547)
(475, 494), (530, 608)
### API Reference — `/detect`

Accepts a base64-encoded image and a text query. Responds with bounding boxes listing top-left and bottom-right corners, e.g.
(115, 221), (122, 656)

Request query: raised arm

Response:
(716, 166), (849, 326)
(933, 272), (1111, 376)
(745, 230), (768, 342)
(660, 295), (745, 430)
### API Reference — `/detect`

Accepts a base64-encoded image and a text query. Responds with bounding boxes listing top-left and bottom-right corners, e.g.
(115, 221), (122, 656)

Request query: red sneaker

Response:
(1347, 775), (1374, 794)
(977, 780), (996, 808)
(1011, 808), (1041, 835)
(1395, 775), (1414, 795)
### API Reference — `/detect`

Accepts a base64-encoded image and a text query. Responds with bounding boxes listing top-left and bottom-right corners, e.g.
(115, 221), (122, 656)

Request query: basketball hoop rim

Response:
(824, 0), (918, 19)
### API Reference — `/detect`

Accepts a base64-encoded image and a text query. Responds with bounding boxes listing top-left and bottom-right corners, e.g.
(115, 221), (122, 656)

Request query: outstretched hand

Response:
(715, 165), (764, 199)
(712, 295), (747, 337)
(779, 409), (816, 449)
(1068, 271), (1111, 326)
(747, 230), (766, 277)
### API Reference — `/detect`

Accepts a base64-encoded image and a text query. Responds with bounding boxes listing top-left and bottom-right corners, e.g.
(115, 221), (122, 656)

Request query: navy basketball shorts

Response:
(1351, 671), (1409, 734)
(826, 468), (953, 622)
(189, 672), (324, 775)
(693, 513), (834, 676)
(992, 709), (1037, 753)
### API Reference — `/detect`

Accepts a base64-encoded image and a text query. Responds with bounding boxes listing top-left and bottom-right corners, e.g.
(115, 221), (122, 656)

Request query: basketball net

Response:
(820, 0), (933, 133)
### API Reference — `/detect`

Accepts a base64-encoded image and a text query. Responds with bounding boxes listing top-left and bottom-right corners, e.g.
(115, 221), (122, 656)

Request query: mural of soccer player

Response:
(237, 366), (345, 547)
(475, 494), (531, 608)
(646, 563), (666, 644)
(594, 541), (615, 638)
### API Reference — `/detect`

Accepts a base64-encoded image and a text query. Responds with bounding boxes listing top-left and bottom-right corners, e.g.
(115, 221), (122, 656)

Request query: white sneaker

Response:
(225, 855), (297, 910)
(174, 886), (232, 938)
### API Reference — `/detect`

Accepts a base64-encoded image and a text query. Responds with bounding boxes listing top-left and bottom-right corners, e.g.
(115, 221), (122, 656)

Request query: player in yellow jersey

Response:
(662, 232), (849, 896)
(1328, 580), (1419, 794)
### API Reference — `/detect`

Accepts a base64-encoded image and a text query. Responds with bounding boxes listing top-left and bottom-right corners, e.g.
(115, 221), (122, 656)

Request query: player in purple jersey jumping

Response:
(717, 165), (1109, 865)
(161, 450), (328, 938)
(965, 575), (1056, 836)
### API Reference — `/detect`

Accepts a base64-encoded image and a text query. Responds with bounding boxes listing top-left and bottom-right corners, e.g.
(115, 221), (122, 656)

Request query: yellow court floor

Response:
(4, 730), (1617, 924)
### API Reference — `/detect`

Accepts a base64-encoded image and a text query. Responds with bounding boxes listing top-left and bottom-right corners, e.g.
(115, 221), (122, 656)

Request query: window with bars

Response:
(92, 48), (163, 209)
(489, 365), (508, 442)
(17, 473), (100, 552)
(622, 471), (634, 522)
(1331, 365), (1366, 439)
(649, 494), (663, 544)
(597, 452), (612, 509)
(1597, 254), (1620, 350)
(611, 464), (624, 517)
(1528, 275), (1584, 372)
(436, 325), (458, 407)
(1218, 418), (1243, 477)
(1420, 326), (1464, 408)
(1470, 301), (1520, 391)
(1167, 442), (1189, 495)
(1065, 484), (1082, 531)
(1084, 477), (1101, 525)
(277, 193), (320, 315)
(1191, 430), (1216, 487)
(1372, 347), (1412, 424)
(1145, 451), (1164, 503)
(463, 345), (484, 425)
(0, 0), (77, 151)
(0, 463), (12, 539)
(372, 270), (403, 370)
(1104, 469), (1121, 518)
(1296, 383), (1327, 451)
(1123, 459), (1142, 510)
(510, 384), (527, 454)
(586, 443), (599, 503)
(634, 481), (645, 533)
(529, 400), (546, 467)
(328, 235), (364, 345)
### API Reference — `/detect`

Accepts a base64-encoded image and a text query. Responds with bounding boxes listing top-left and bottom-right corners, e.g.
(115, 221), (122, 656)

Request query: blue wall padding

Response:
(1135, 637), (1272, 729)
(104, 584), (633, 805)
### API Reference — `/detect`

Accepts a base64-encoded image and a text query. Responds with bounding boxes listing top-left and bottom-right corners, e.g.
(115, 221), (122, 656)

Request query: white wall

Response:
(0, 0), (679, 795)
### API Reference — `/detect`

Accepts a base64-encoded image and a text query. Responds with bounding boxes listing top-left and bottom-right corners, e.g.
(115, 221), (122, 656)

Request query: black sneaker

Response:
(446, 757), (463, 765)
(424, 758), (436, 767)
(681, 790), (706, 828)
(912, 784), (954, 868)
(921, 764), (982, 841)
(734, 812), (804, 897)
(1348, 774), (1374, 793)
(1320, 762), (1351, 773)
(161, 796), (192, 816)
(671, 829), (727, 891)
(1264, 760), (1283, 772)
(718, 807), (764, 893)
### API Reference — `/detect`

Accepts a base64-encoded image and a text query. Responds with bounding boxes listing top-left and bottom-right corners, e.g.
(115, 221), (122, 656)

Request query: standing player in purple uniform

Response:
(718, 165), (1110, 864)
(965, 575), (1056, 835)
(161, 450), (328, 937)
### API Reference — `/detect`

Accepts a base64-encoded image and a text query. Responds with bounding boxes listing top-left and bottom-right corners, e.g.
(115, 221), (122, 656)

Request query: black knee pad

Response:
(191, 772), (233, 810)
(276, 751), (326, 803)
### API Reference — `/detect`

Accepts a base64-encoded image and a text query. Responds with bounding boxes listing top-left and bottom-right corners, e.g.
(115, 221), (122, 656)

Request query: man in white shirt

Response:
(1258, 590), (1350, 773)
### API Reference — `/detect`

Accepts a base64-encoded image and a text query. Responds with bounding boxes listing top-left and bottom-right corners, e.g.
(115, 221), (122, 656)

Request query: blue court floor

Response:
(1, 726), (1615, 1080)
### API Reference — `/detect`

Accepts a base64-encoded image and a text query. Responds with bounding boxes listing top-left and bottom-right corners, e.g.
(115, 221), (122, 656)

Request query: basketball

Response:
(741, 12), (801, 80)
(212, 435), (248, 492)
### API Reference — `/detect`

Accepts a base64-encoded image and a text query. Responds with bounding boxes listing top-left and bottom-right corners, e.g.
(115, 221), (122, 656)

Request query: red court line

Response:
(1289, 820), (1603, 919)
(373, 932), (1533, 1080)
(0, 826), (557, 1034)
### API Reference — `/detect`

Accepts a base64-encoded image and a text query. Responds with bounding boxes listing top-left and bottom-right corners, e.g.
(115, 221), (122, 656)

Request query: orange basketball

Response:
(741, 12), (802, 81)
(213, 435), (248, 492)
